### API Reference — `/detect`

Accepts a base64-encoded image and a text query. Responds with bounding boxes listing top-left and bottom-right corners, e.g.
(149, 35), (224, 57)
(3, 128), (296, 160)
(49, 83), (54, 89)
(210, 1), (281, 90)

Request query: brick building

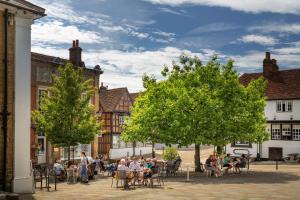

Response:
(31, 40), (103, 164)
(0, 0), (45, 193)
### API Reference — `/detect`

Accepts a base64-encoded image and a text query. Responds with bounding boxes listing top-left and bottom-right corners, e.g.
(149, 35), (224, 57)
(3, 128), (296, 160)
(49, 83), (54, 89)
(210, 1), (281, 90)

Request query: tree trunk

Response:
(194, 144), (201, 172)
(152, 143), (155, 158)
(72, 146), (75, 162)
(68, 146), (70, 161)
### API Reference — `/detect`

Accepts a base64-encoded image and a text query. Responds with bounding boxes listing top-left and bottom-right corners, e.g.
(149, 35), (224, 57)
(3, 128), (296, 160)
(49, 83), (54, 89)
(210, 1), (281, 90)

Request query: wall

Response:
(265, 100), (300, 120)
(0, 9), (15, 191)
(109, 146), (152, 159)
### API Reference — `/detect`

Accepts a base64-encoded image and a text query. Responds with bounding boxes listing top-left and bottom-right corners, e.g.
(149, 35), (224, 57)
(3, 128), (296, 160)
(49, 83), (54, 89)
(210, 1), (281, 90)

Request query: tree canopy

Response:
(32, 63), (101, 160)
(122, 54), (268, 150)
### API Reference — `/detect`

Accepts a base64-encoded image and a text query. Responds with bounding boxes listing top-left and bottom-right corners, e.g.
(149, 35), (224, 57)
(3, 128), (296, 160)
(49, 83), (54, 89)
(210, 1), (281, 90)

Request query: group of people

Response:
(53, 151), (107, 183)
(205, 153), (247, 177)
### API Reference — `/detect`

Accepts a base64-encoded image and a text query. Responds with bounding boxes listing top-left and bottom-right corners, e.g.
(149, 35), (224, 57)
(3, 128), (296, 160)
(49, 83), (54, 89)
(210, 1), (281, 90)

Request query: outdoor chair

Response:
(204, 165), (214, 177)
(167, 160), (182, 176)
(150, 166), (164, 187)
(66, 168), (77, 184)
(111, 170), (130, 189)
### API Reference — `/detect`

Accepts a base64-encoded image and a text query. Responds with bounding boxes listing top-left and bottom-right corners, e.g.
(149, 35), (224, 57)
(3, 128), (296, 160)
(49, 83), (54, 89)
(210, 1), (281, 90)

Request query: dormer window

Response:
(277, 101), (292, 112)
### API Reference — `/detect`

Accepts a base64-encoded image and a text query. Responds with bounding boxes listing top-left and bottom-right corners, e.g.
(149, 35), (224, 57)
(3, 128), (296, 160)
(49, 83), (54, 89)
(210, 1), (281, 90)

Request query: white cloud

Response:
(189, 23), (239, 34)
(32, 44), (220, 92)
(238, 34), (278, 46)
(153, 31), (176, 37)
(32, 20), (109, 45)
(248, 23), (300, 35)
(159, 7), (186, 15)
(145, 0), (300, 15)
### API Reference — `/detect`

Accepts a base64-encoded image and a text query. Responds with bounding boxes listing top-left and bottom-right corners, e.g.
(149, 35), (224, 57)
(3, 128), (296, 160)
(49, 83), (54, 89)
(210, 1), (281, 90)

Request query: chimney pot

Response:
(76, 39), (79, 47)
(72, 40), (76, 48)
(271, 59), (277, 65)
(101, 82), (103, 87)
(265, 52), (271, 60)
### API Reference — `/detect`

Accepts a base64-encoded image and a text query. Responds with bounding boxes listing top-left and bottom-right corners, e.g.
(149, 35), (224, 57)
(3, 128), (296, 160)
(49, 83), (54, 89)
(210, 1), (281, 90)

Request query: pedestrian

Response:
(80, 151), (89, 183)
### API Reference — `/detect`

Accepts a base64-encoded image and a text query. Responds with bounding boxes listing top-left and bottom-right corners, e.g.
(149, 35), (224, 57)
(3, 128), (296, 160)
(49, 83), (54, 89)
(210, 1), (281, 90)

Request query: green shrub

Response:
(163, 146), (179, 161)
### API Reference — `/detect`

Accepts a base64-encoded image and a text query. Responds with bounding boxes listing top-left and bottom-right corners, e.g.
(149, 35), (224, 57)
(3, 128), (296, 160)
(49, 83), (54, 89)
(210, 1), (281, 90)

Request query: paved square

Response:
(21, 164), (300, 200)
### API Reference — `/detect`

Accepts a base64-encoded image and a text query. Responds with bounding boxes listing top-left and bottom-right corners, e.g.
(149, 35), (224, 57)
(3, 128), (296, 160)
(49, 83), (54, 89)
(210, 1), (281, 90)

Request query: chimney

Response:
(263, 52), (278, 78)
(69, 40), (83, 67)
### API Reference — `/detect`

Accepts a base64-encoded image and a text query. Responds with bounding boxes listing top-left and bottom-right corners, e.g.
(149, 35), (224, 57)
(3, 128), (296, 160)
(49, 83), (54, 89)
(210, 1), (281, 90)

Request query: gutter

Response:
(1, 8), (10, 191)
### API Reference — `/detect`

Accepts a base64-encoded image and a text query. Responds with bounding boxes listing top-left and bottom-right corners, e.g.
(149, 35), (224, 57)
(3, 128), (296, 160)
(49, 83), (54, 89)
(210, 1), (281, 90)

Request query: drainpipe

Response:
(1, 9), (10, 191)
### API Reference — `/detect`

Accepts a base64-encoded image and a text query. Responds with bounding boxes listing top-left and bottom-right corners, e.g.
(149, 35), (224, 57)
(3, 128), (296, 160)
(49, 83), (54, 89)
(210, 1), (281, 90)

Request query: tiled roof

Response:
(129, 93), (139, 102)
(31, 52), (101, 74)
(99, 87), (128, 112)
(239, 68), (300, 100)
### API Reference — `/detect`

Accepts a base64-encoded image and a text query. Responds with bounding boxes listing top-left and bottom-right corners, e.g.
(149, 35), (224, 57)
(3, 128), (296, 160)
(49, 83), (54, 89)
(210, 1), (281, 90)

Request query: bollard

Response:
(187, 167), (190, 181)
(276, 160), (278, 170)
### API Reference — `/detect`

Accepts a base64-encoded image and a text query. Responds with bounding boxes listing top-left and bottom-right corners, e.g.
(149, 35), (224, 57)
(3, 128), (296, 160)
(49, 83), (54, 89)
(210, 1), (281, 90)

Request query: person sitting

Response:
(118, 159), (130, 171)
(234, 154), (247, 174)
(223, 153), (233, 173)
(143, 158), (153, 178)
(54, 159), (65, 181)
(129, 157), (141, 172)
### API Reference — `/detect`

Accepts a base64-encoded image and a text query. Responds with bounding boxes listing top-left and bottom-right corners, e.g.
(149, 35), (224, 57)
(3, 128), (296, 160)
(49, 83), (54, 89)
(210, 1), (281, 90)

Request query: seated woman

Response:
(223, 153), (233, 171)
(143, 158), (153, 179)
(234, 154), (247, 174)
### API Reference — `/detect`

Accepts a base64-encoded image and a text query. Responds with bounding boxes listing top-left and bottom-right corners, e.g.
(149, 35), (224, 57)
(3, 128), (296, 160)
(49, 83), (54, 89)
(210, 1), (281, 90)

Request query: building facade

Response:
(226, 52), (300, 159)
(0, 0), (45, 193)
(31, 40), (103, 164)
(98, 86), (152, 159)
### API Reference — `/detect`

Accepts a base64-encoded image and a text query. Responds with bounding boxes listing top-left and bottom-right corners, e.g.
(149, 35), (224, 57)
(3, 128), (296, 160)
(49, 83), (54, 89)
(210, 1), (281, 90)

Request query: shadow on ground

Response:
(164, 170), (300, 185)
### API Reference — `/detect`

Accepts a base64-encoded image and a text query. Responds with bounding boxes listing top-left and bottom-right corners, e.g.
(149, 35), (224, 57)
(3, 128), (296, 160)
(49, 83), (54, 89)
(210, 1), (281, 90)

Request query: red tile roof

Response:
(129, 92), (139, 102)
(31, 52), (102, 74)
(239, 68), (300, 100)
(99, 87), (129, 112)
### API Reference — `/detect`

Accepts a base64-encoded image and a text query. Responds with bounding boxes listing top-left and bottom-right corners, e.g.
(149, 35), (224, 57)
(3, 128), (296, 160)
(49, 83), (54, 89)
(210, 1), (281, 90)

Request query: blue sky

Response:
(30, 0), (300, 92)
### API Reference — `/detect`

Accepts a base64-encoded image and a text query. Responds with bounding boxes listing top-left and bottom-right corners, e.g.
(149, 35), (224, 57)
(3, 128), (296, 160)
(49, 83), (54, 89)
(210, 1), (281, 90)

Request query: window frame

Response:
(276, 100), (293, 113)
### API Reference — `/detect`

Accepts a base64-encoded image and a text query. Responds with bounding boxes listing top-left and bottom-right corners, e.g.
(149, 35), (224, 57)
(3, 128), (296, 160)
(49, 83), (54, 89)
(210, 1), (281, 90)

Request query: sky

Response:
(29, 0), (300, 92)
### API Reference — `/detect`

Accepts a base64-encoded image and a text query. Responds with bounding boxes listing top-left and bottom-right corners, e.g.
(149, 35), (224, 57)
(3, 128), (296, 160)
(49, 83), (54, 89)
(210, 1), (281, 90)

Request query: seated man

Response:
(143, 158), (154, 178)
(54, 159), (65, 181)
(129, 157), (141, 171)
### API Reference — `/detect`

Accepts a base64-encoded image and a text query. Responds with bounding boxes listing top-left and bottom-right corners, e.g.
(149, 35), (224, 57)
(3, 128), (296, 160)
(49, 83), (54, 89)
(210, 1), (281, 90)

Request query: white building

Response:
(226, 52), (300, 160)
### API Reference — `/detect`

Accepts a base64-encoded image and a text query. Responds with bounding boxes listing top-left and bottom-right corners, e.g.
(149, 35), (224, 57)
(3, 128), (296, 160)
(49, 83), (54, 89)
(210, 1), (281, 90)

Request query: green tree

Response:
(122, 55), (268, 171)
(32, 63), (101, 161)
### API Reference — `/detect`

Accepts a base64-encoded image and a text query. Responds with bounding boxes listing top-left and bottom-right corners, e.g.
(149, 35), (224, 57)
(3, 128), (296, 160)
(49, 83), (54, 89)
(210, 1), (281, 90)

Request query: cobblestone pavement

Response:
(21, 164), (300, 200)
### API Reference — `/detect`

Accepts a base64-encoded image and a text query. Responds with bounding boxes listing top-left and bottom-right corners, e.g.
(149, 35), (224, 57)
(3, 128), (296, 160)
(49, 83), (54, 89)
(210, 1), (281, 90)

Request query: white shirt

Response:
(129, 161), (141, 171)
(117, 164), (130, 171)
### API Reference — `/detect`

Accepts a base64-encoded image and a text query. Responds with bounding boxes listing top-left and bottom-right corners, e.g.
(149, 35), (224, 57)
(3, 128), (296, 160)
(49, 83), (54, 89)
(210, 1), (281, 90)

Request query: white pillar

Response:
(13, 16), (34, 193)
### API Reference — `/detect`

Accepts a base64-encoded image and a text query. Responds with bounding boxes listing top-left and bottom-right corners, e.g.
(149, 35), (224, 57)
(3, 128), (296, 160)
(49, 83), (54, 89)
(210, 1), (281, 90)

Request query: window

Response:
(293, 125), (300, 141)
(37, 67), (52, 83)
(271, 124), (281, 140)
(119, 115), (125, 125)
(60, 144), (91, 160)
(282, 124), (292, 140)
(277, 101), (292, 112)
(232, 141), (251, 148)
(37, 88), (48, 109)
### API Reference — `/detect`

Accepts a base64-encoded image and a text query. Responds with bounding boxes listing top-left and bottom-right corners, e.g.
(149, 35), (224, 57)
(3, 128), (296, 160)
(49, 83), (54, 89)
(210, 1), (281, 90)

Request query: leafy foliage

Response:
(122, 54), (268, 168)
(32, 63), (101, 153)
(163, 147), (179, 161)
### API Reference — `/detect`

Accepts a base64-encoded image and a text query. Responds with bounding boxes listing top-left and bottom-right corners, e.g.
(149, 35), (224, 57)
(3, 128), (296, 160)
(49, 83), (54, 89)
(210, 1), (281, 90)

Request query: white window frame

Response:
(119, 115), (125, 125)
(293, 125), (300, 141)
(37, 86), (49, 110)
(60, 144), (91, 161)
(276, 100), (293, 112)
(282, 124), (291, 136)
(271, 124), (281, 140)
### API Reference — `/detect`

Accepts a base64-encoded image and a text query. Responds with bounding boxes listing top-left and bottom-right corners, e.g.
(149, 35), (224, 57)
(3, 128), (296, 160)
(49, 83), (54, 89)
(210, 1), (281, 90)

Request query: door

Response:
(269, 147), (283, 160)
(37, 135), (46, 163)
